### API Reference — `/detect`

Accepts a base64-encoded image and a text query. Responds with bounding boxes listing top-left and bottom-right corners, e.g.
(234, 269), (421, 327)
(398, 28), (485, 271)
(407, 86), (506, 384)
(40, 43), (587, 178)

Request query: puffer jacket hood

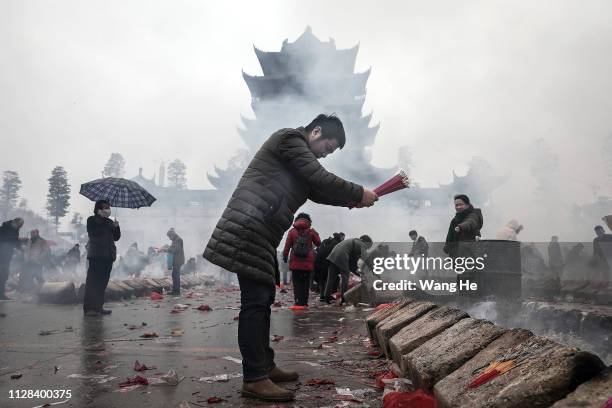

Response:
(506, 219), (522, 232)
(293, 218), (311, 230)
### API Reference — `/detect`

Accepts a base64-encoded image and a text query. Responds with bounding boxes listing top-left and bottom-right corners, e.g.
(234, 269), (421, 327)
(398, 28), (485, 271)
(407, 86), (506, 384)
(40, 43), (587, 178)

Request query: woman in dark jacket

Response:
(282, 213), (321, 307)
(443, 194), (483, 258)
(83, 200), (121, 316)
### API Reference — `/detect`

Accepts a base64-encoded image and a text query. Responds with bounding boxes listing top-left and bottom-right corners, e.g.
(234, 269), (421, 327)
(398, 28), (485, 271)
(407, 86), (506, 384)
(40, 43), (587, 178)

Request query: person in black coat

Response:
(443, 194), (483, 258)
(83, 200), (120, 316)
(592, 225), (612, 278)
(0, 217), (24, 300)
(408, 230), (429, 258)
(203, 114), (378, 402)
(313, 232), (344, 299)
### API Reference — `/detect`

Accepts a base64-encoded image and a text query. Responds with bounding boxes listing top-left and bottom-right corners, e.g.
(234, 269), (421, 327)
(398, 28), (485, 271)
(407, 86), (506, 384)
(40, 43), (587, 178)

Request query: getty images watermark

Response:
(370, 254), (487, 293)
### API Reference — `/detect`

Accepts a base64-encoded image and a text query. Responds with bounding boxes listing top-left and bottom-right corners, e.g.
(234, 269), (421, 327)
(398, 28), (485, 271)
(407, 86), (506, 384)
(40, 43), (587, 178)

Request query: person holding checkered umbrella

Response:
(79, 178), (156, 316)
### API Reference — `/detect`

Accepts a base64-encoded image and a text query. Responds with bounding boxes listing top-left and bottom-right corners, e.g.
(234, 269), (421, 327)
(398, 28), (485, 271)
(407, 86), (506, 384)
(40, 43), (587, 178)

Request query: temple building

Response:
(209, 27), (503, 208)
(208, 26), (395, 190)
(118, 28), (506, 251)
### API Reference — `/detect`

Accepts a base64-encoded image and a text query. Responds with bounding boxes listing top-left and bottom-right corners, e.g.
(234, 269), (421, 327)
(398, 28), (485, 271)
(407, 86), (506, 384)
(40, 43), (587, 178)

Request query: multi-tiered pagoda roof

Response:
(208, 27), (394, 190)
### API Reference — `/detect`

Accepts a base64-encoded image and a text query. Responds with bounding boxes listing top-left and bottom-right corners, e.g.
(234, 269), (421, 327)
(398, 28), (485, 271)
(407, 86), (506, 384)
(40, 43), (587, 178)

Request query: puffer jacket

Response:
(283, 218), (321, 271)
(203, 127), (364, 286)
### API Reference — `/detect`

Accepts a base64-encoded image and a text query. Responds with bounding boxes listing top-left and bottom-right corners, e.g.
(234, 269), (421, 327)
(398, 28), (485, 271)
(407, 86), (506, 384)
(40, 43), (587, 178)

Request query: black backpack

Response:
(292, 230), (310, 258)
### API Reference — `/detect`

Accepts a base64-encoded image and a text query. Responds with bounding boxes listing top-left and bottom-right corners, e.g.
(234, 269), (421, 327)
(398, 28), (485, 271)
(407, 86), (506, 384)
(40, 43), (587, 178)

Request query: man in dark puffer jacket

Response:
(203, 114), (378, 402)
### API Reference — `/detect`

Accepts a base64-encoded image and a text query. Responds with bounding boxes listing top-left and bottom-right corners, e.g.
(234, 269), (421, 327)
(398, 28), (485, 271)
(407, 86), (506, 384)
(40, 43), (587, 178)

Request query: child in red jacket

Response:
(283, 213), (321, 306)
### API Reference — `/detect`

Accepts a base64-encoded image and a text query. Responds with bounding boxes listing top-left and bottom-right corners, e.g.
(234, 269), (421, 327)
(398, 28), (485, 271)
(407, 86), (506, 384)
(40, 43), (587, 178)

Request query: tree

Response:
(0, 170), (21, 219)
(47, 166), (71, 229)
(102, 153), (126, 178)
(167, 159), (187, 190)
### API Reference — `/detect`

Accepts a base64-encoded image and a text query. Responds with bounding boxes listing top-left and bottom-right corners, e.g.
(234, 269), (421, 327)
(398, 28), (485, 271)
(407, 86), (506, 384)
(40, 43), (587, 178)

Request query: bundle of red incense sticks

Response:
(348, 169), (410, 208)
(373, 169), (410, 197)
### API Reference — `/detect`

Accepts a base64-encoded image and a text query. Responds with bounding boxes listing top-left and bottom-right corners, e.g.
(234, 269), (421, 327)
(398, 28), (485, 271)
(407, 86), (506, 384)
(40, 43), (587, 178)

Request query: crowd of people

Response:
(277, 192), (612, 311)
(0, 200), (206, 306)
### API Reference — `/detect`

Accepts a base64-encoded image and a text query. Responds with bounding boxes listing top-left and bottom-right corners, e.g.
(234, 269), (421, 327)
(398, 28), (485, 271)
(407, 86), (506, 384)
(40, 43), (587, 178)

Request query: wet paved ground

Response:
(0, 282), (385, 408)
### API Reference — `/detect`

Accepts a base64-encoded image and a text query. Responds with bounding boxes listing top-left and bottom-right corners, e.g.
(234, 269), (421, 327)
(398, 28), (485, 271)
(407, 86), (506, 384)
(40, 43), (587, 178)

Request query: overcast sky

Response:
(1, 0), (611, 231)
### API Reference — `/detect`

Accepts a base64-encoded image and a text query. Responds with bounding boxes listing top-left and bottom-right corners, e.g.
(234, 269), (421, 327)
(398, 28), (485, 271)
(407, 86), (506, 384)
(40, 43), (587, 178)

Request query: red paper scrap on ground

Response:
(289, 305), (308, 311)
(376, 370), (398, 389)
(272, 301), (282, 307)
(196, 304), (213, 311)
(272, 335), (284, 342)
(383, 390), (437, 408)
(150, 291), (163, 300)
(207, 396), (225, 403)
(305, 378), (335, 386)
(119, 375), (149, 388)
(368, 350), (383, 358)
(232, 316), (239, 321)
(325, 336), (338, 343)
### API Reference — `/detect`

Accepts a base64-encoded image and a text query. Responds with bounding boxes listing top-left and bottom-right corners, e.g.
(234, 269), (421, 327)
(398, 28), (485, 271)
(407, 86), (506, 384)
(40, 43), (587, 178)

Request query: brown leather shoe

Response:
(268, 366), (299, 382)
(241, 378), (295, 401)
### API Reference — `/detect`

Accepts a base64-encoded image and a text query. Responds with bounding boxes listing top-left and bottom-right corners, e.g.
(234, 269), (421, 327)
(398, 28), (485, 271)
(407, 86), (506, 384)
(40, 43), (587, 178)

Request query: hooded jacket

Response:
(283, 218), (321, 271)
(495, 219), (522, 241)
(203, 127), (364, 286)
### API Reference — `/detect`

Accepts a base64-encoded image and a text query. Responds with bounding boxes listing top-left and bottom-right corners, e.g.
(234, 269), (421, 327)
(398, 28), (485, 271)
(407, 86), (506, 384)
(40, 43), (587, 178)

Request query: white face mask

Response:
(98, 208), (111, 218)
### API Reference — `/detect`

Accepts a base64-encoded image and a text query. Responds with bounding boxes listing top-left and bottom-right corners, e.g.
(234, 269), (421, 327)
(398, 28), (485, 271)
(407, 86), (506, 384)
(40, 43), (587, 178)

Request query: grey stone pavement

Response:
(0, 283), (385, 408)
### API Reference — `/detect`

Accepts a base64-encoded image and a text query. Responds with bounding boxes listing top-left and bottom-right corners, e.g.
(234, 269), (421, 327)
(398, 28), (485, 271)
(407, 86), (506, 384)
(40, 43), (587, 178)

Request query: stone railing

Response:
(366, 298), (611, 407)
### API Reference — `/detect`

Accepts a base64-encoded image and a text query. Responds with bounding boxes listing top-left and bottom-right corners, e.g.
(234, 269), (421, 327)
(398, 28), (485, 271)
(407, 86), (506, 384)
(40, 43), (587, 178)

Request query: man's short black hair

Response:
(359, 235), (373, 244)
(305, 114), (346, 148)
(409, 230), (417, 237)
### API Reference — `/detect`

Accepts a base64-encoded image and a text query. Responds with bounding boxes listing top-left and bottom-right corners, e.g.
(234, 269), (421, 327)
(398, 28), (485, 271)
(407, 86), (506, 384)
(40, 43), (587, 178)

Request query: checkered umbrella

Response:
(79, 177), (156, 209)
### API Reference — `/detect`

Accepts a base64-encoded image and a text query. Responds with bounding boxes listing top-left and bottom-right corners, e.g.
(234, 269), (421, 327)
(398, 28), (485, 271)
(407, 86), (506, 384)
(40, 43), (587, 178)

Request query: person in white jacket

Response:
(495, 219), (524, 241)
